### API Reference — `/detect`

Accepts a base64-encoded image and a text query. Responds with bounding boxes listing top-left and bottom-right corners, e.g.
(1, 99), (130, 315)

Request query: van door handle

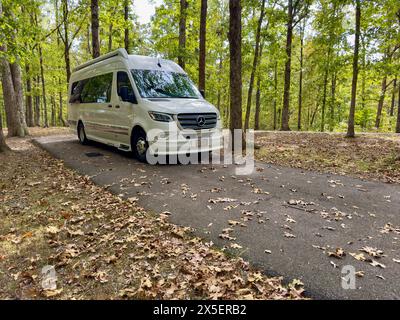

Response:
(115, 105), (120, 109)
(108, 104), (112, 108)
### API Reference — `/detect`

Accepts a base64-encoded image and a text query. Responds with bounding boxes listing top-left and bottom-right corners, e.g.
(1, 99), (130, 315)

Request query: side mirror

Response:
(200, 89), (206, 99)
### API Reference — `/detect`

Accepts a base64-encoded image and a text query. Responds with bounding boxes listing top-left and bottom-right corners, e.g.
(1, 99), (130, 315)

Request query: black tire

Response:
(77, 122), (89, 145)
(132, 129), (149, 163)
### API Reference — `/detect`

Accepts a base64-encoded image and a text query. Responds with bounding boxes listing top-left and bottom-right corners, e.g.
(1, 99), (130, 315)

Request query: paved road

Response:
(34, 135), (400, 300)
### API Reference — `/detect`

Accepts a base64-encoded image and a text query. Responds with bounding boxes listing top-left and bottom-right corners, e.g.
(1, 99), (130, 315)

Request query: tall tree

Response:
(397, 82), (400, 133)
(124, 0), (130, 52)
(198, 0), (208, 92)
(254, 42), (264, 130)
(91, 0), (100, 58)
(178, 0), (188, 69)
(244, 0), (266, 130)
(390, 78), (397, 117)
(346, 0), (361, 138)
(281, 0), (310, 131)
(0, 3), (29, 137)
(297, 19), (305, 130)
(228, 0), (242, 135)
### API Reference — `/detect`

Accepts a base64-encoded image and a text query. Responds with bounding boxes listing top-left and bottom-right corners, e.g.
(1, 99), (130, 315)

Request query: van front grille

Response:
(177, 113), (217, 130)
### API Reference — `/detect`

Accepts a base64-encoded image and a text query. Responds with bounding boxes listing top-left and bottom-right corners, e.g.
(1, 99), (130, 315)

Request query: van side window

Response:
(80, 73), (113, 104)
(117, 71), (137, 104)
(69, 80), (87, 103)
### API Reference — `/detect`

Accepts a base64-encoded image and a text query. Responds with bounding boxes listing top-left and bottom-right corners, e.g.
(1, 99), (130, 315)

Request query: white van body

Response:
(67, 49), (222, 162)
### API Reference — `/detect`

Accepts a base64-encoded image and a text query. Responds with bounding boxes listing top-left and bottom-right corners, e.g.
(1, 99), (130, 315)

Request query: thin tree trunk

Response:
(396, 82), (400, 133)
(25, 64), (34, 127)
(108, 23), (113, 52)
(254, 42), (264, 131)
(38, 44), (48, 128)
(346, 0), (361, 138)
(297, 22), (304, 131)
(91, 0), (100, 58)
(321, 52), (330, 132)
(390, 78), (397, 117)
(62, 0), (71, 83)
(198, 0), (207, 92)
(244, 0), (266, 130)
(281, 0), (294, 131)
(178, 0), (188, 69)
(34, 76), (41, 126)
(124, 0), (129, 52)
(58, 78), (66, 126)
(51, 96), (56, 127)
(273, 61), (278, 130)
(87, 24), (92, 55)
(228, 0), (243, 137)
(329, 72), (337, 131)
(375, 76), (387, 129)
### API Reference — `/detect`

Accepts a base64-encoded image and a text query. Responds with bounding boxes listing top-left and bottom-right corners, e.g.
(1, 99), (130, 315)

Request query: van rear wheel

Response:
(78, 122), (89, 145)
(132, 130), (149, 163)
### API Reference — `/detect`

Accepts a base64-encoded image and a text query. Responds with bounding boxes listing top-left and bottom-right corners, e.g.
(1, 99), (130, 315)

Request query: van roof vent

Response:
(73, 48), (129, 73)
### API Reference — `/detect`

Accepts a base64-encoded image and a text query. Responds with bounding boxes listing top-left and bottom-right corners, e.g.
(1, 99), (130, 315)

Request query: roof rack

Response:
(73, 48), (129, 72)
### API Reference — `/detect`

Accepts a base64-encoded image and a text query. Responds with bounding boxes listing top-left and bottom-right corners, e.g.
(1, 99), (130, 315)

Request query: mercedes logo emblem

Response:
(197, 116), (206, 127)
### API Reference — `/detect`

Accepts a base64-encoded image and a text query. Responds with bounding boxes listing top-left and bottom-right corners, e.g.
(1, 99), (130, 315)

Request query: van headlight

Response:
(148, 111), (174, 122)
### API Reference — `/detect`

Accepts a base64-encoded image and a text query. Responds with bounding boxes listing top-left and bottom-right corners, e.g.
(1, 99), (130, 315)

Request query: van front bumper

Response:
(147, 129), (223, 155)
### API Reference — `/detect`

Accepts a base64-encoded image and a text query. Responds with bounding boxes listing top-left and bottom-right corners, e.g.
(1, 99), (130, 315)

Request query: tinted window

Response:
(69, 73), (113, 104)
(81, 73), (113, 103)
(117, 71), (136, 103)
(131, 69), (200, 99)
(70, 80), (88, 103)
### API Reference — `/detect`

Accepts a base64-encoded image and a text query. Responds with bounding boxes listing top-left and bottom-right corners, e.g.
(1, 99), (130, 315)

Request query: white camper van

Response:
(67, 49), (222, 163)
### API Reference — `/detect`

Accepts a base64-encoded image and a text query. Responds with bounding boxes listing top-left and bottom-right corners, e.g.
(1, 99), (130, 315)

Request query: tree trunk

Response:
(0, 112), (9, 152)
(297, 23), (304, 131)
(375, 76), (387, 129)
(390, 78), (397, 117)
(91, 0), (100, 58)
(178, 0), (188, 69)
(273, 61), (278, 130)
(396, 82), (400, 133)
(108, 23), (113, 52)
(62, 0), (71, 83)
(34, 76), (41, 126)
(321, 52), (330, 132)
(346, 0), (361, 138)
(0, 5), (28, 137)
(281, 0), (294, 131)
(228, 0), (243, 135)
(329, 72), (337, 131)
(198, 0), (207, 92)
(39, 44), (48, 128)
(244, 0), (266, 130)
(51, 96), (56, 127)
(25, 64), (34, 127)
(124, 0), (130, 52)
(254, 42), (264, 131)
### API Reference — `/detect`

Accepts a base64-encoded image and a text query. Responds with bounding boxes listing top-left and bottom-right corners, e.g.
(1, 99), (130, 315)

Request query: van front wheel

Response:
(132, 130), (149, 163)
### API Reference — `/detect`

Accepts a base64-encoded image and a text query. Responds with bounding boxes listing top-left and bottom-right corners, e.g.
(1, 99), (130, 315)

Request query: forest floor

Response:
(255, 131), (400, 184)
(0, 129), (302, 300)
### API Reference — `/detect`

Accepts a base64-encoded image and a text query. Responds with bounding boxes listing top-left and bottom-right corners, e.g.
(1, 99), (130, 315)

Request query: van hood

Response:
(145, 98), (218, 114)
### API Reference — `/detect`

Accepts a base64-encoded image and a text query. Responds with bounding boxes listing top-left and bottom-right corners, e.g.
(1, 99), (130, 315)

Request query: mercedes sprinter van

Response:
(67, 48), (223, 163)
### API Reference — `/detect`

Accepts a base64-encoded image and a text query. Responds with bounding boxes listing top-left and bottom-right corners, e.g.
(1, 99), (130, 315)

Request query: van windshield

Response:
(131, 69), (201, 99)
